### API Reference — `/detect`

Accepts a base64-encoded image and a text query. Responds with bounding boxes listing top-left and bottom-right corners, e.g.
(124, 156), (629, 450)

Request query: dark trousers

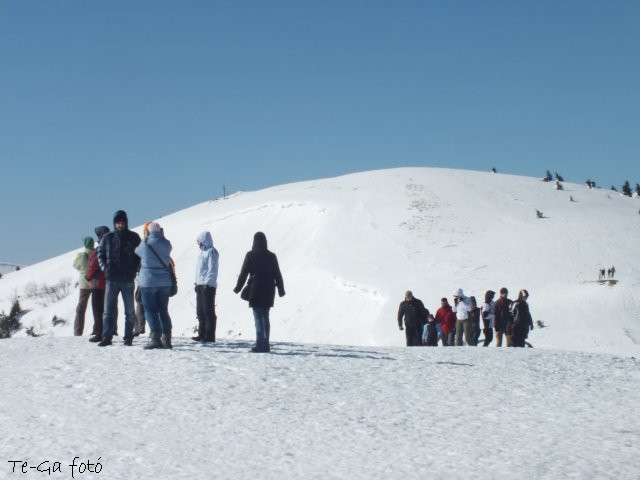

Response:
(404, 324), (423, 346)
(196, 285), (217, 341)
(482, 328), (493, 347)
(134, 287), (146, 335)
(90, 289), (105, 337)
(74, 289), (92, 336)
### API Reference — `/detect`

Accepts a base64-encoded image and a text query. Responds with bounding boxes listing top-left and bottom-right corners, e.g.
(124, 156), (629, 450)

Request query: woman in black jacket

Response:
(233, 232), (285, 352)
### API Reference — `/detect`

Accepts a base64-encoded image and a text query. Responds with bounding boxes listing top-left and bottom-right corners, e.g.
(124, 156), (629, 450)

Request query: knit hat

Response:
(83, 237), (94, 250)
(94, 226), (110, 241)
(147, 222), (161, 234)
(454, 288), (464, 297)
(113, 210), (128, 227)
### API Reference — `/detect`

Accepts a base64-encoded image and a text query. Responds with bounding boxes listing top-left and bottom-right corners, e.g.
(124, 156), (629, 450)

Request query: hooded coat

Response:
(134, 231), (173, 288)
(234, 232), (285, 308)
(195, 231), (219, 287)
(73, 237), (94, 289)
(97, 211), (142, 282)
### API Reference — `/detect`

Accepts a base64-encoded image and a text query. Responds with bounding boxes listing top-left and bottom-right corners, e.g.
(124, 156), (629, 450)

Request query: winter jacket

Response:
(453, 296), (472, 320)
(397, 298), (429, 328)
(134, 232), (173, 288)
(511, 300), (533, 340)
(435, 306), (457, 334)
(86, 250), (106, 290)
(195, 231), (219, 288)
(494, 297), (513, 332)
(233, 233), (285, 308)
(422, 320), (439, 345)
(481, 301), (495, 329)
(73, 237), (94, 289)
(97, 212), (142, 282)
(468, 307), (480, 329)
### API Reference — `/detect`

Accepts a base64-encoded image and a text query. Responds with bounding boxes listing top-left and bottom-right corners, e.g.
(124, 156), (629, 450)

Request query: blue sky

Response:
(1, 0), (638, 265)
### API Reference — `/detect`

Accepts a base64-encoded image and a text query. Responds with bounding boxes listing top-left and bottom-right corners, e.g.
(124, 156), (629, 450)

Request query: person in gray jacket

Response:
(193, 231), (219, 342)
(134, 222), (173, 349)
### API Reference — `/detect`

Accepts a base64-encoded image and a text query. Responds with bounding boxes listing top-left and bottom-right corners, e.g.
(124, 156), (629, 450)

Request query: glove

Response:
(278, 289), (286, 297)
(399, 326), (404, 331)
(233, 286), (241, 294)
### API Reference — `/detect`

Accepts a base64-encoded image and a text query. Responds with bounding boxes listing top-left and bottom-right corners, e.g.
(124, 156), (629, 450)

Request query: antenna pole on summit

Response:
(223, 184), (226, 200)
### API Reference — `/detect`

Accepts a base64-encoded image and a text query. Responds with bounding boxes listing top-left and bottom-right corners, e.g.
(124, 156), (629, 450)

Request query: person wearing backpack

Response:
(397, 291), (429, 347)
(510, 289), (533, 348)
(134, 222), (174, 349)
(494, 287), (513, 347)
(86, 226), (110, 342)
(193, 231), (219, 343)
(72, 236), (95, 336)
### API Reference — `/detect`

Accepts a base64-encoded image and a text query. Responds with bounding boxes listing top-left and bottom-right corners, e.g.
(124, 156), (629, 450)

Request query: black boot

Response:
(161, 333), (173, 350)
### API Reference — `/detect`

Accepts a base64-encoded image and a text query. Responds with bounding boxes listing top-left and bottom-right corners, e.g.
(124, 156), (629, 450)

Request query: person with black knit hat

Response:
(233, 232), (285, 352)
(96, 210), (141, 347)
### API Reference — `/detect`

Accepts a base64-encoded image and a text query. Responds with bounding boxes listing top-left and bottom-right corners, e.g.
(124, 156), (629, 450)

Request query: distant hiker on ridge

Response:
(96, 210), (141, 347)
(397, 291), (429, 347)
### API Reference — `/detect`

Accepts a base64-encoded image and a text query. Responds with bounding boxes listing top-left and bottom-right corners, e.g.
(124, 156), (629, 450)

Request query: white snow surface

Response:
(1, 338), (639, 480)
(1, 167), (640, 356)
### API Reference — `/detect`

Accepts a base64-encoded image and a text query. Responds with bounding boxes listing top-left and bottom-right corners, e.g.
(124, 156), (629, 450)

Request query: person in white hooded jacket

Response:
(453, 288), (473, 346)
(193, 231), (219, 342)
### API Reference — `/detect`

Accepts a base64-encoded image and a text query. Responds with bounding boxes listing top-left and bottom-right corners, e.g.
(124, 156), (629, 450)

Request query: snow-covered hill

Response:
(1, 168), (639, 356)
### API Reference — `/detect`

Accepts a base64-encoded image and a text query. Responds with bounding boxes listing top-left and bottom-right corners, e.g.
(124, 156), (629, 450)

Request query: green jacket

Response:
(73, 237), (94, 289)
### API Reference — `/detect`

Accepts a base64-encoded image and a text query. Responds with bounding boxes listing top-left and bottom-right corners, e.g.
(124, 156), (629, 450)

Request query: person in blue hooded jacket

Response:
(134, 222), (174, 349)
(193, 231), (219, 342)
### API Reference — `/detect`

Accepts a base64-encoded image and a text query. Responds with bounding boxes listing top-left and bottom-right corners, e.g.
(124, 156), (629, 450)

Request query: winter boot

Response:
(143, 332), (162, 350)
(161, 334), (173, 350)
(97, 338), (112, 347)
(89, 335), (101, 343)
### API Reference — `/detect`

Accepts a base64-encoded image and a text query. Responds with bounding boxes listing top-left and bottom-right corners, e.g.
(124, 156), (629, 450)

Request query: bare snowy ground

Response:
(1, 338), (639, 480)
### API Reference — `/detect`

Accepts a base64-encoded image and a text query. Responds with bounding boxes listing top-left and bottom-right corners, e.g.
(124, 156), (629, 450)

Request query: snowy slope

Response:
(0, 262), (22, 275)
(1, 168), (639, 356)
(1, 338), (639, 480)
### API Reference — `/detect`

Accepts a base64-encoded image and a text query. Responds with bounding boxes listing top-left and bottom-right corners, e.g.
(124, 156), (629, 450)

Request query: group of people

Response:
(397, 287), (534, 348)
(72, 210), (285, 353)
(598, 266), (616, 280)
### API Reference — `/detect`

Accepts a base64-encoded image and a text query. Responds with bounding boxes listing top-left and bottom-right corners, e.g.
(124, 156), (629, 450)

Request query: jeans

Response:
(252, 307), (271, 351)
(102, 280), (136, 342)
(140, 286), (172, 336)
(441, 331), (455, 346)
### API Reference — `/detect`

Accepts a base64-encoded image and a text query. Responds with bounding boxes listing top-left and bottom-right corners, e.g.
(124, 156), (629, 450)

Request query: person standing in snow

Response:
(134, 222), (174, 349)
(133, 221), (152, 337)
(193, 231), (219, 343)
(435, 298), (456, 346)
(494, 287), (513, 347)
(73, 236), (95, 336)
(233, 232), (285, 353)
(468, 296), (480, 346)
(453, 288), (473, 346)
(422, 313), (438, 346)
(480, 290), (495, 347)
(510, 289), (533, 347)
(86, 226), (111, 342)
(96, 210), (141, 347)
(397, 291), (429, 347)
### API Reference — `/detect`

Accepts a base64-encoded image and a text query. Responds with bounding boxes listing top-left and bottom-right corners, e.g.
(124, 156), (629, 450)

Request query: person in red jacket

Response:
(86, 226), (110, 342)
(435, 298), (457, 346)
